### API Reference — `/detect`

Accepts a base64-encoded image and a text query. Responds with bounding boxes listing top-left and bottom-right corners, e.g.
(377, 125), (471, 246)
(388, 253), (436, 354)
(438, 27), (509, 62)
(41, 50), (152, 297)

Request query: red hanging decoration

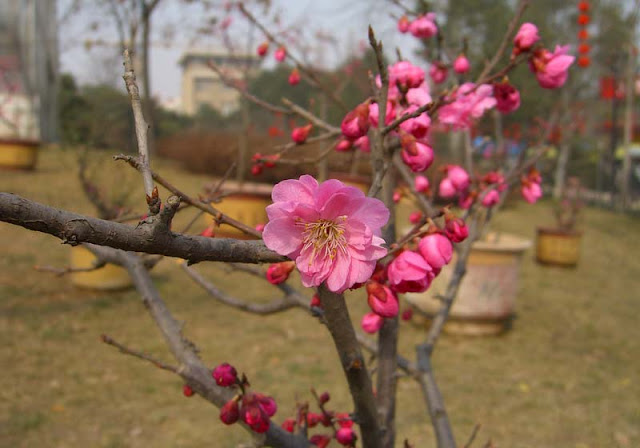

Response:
(578, 1), (590, 12)
(578, 14), (590, 25)
(578, 29), (588, 40)
(600, 77), (617, 100)
(578, 56), (591, 68)
(578, 43), (590, 54)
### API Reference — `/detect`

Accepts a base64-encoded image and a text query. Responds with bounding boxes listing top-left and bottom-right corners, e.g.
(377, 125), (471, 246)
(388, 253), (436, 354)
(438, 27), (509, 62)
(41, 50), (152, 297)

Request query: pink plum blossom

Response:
(418, 233), (453, 271)
(444, 216), (469, 242)
(262, 175), (389, 293)
(398, 15), (410, 33)
(493, 81), (521, 113)
(399, 105), (431, 138)
(447, 165), (471, 191)
(530, 45), (575, 89)
(387, 250), (433, 293)
(521, 181), (542, 203)
(438, 83), (496, 129)
(481, 189), (501, 207)
(513, 23), (540, 54)
(274, 46), (287, 62)
(414, 175), (430, 193)
(341, 102), (370, 139)
(439, 178), (456, 198)
(429, 63), (448, 84)
(366, 282), (399, 317)
(401, 140), (434, 172)
(361, 312), (384, 334)
(406, 84), (432, 106)
(453, 54), (470, 74)
(389, 61), (425, 91)
(409, 13), (438, 38)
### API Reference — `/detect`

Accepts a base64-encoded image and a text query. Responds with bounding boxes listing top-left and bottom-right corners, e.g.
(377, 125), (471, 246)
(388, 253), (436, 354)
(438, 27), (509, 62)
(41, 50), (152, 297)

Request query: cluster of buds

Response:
(280, 390), (357, 447)
(213, 362), (278, 434)
(360, 220), (466, 334)
(438, 165), (470, 199)
(397, 13), (438, 39)
(521, 167), (543, 204)
(478, 171), (507, 208)
(250, 152), (280, 176)
(256, 41), (287, 64)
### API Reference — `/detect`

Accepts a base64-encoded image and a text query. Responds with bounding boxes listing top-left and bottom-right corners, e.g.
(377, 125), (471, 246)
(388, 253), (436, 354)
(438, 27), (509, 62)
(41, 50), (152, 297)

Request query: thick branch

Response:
(317, 285), (382, 448)
(0, 193), (285, 264)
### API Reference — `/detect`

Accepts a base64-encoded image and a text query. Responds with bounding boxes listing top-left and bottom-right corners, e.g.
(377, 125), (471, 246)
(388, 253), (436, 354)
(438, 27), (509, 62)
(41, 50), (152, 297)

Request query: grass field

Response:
(1, 147), (639, 447)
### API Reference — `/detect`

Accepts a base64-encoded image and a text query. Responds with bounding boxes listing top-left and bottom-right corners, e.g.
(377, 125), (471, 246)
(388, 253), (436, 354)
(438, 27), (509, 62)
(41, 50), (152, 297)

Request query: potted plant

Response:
(536, 176), (583, 266)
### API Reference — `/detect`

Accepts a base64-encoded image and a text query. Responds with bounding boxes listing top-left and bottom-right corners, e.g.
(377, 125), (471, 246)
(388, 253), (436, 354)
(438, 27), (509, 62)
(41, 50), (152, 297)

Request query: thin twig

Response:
(101, 334), (180, 373)
(463, 424), (482, 448)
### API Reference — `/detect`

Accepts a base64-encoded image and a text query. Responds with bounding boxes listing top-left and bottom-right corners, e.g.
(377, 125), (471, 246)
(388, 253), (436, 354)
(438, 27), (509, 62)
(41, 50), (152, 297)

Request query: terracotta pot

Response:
(0, 138), (39, 170)
(535, 227), (581, 266)
(207, 181), (272, 239)
(70, 246), (132, 291)
(407, 233), (532, 336)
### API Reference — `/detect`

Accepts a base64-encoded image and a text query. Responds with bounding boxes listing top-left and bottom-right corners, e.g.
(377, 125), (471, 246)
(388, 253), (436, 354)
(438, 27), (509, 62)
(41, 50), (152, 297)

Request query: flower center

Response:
(299, 217), (348, 263)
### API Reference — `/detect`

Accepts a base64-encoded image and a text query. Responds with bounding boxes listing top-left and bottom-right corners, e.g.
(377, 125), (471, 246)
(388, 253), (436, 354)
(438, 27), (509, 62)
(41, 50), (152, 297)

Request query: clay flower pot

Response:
(207, 181), (273, 239)
(70, 246), (132, 291)
(407, 233), (532, 336)
(535, 227), (581, 266)
(0, 138), (39, 170)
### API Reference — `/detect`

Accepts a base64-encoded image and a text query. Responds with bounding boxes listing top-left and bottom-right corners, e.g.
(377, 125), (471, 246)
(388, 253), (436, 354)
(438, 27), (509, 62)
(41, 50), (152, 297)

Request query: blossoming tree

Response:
(0, 1), (575, 447)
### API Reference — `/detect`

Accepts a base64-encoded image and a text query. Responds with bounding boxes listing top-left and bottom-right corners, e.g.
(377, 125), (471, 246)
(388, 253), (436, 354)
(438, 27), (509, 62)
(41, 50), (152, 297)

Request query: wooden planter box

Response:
(70, 246), (132, 291)
(0, 138), (39, 170)
(536, 227), (581, 267)
(407, 233), (531, 336)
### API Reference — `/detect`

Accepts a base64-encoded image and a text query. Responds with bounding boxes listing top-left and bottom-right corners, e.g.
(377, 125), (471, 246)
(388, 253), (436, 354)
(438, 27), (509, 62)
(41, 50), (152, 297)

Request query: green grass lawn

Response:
(1, 148), (639, 448)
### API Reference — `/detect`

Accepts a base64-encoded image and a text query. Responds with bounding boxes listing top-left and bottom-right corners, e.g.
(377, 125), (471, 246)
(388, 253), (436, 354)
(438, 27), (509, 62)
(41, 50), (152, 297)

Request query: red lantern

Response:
(578, 14), (590, 25)
(600, 77), (616, 100)
(578, 29), (589, 40)
(578, 56), (590, 68)
(578, 1), (590, 12)
(578, 43), (590, 54)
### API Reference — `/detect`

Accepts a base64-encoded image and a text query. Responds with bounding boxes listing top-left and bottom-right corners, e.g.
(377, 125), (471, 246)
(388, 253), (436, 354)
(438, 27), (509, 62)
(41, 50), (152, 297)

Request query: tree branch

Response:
(0, 193), (285, 264)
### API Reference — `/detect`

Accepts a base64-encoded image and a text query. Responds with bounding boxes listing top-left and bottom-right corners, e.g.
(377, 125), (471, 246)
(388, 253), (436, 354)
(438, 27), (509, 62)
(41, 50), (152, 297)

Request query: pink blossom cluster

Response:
(438, 165), (471, 199)
(361, 224), (468, 334)
(478, 171), (508, 208)
(397, 13), (438, 39)
(280, 391), (357, 447)
(521, 168), (543, 204)
(438, 83), (497, 130)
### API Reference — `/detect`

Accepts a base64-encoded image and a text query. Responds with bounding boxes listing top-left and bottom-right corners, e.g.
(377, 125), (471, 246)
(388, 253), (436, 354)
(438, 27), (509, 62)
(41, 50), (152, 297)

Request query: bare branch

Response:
(0, 193), (286, 264)
(101, 334), (180, 374)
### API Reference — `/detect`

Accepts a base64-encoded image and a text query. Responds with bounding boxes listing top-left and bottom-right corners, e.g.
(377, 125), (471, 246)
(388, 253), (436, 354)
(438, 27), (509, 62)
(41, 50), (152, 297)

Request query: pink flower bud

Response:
(354, 135), (370, 153)
(418, 233), (453, 270)
(409, 13), (438, 38)
(335, 413), (354, 428)
(291, 124), (312, 144)
(447, 165), (470, 190)
(200, 226), (215, 238)
(414, 175), (429, 193)
(306, 412), (322, 427)
(335, 139), (352, 152)
(393, 190), (402, 203)
(361, 312), (384, 334)
(266, 261), (295, 285)
(401, 141), (434, 173)
(183, 384), (194, 397)
(458, 193), (473, 209)
(389, 61), (425, 90)
(256, 393), (277, 417)
(368, 101), (396, 127)
(409, 211), (423, 224)
(257, 41), (269, 57)
(366, 282), (399, 318)
(255, 223), (265, 232)
(513, 23), (540, 54)
(453, 54), (470, 74)
(336, 427), (357, 446)
(281, 418), (296, 433)
(438, 178), (456, 198)
(251, 164), (263, 176)
(401, 308), (413, 321)
(241, 394), (271, 433)
(310, 434), (331, 448)
(288, 68), (300, 86)
(341, 102), (370, 139)
(310, 293), (322, 308)
(481, 189), (500, 207)
(274, 46), (286, 62)
(494, 81), (521, 113)
(397, 15), (410, 33)
(429, 63), (448, 84)
(212, 362), (237, 387)
(319, 391), (330, 404)
(220, 397), (240, 425)
(399, 105), (431, 138)
(521, 181), (542, 204)
(387, 250), (433, 293)
(444, 216), (469, 243)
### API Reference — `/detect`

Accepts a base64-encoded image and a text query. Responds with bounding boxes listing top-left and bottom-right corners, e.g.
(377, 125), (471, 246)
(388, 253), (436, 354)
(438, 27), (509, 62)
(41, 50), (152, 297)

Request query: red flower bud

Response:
(266, 261), (295, 285)
(183, 384), (194, 397)
(257, 41), (269, 57)
(310, 434), (331, 448)
(310, 294), (322, 308)
(319, 391), (330, 404)
(444, 215), (469, 243)
(200, 226), (215, 238)
(212, 362), (237, 387)
(220, 397), (240, 425)
(291, 124), (312, 144)
(336, 426), (357, 446)
(288, 68), (301, 86)
(281, 418), (296, 433)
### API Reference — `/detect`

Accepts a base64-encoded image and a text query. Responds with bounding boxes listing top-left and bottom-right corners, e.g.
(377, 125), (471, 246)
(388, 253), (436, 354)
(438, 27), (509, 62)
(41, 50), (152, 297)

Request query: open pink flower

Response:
(263, 176), (389, 293)
(521, 181), (542, 203)
(438, 83), (496, 129)
(387, 250), (433, 293)
(530, 45), (574, 89)
(406, 84), (432, 106)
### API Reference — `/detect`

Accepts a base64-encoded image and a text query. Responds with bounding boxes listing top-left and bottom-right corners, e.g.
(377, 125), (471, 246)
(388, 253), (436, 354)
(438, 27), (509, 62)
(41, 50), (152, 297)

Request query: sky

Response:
(59, 0), (421, 102)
